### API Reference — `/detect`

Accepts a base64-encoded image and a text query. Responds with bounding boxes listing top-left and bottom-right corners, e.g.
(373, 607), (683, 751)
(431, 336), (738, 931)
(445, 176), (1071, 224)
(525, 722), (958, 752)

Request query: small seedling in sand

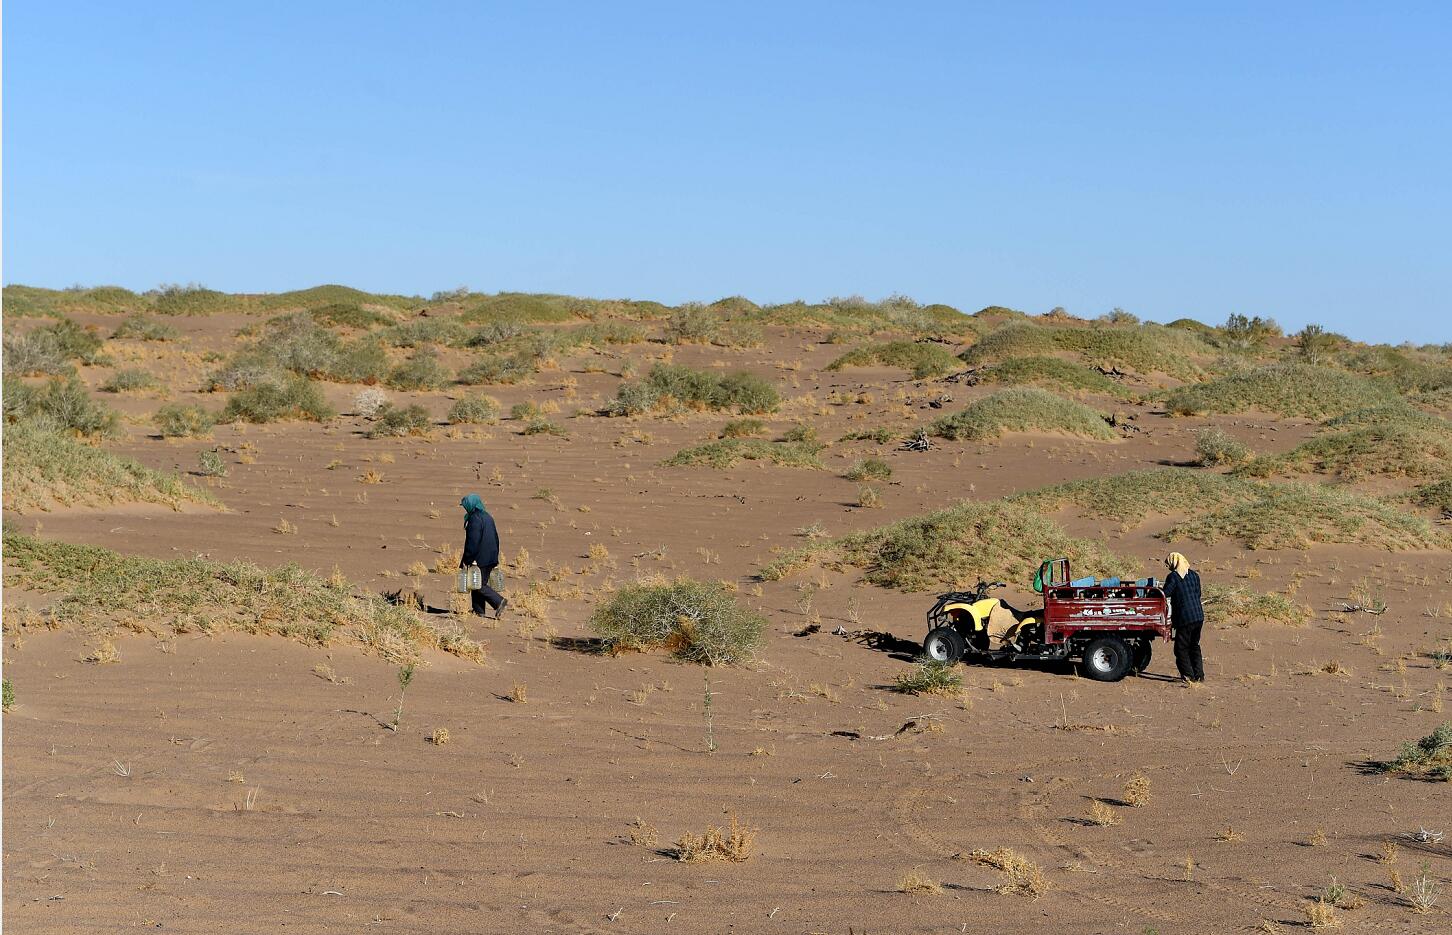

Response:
(428, 727), (451, 746)
(1182, 853), (1196, 881)
(1377, 840), (1399, 864)
(1, 679), (13, 712)
(675, 815), (756, 863)
(897, 869), (941, 895)
(1088, 800), (1121, 826)
(627, 817), (658, 847)
(1320, 660), (1350, 676)
(508, 682), (528, 704)
(1307, 828), (1328, 847)
(1388, 867), (1405, 893)
(703, 673), (716, 753)
(1409, 862), (1443, 913)
(358, 469), (385, 484)
(1215, 827), (1245, 843)
(406, 560), (430, 578)
(1123, 773), (1151, 807)
(227, 770), (245, 783)
(273, 517), (297, 535)
(84, 640), (120, 664)
(198, 449), (228, 477)
(391, 663), (416, 731)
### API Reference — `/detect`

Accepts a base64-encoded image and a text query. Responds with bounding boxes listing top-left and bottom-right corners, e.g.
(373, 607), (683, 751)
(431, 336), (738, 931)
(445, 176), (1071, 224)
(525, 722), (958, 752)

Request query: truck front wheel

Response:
(924, 626), (965, 664)
(1080, 636), (1133, 682)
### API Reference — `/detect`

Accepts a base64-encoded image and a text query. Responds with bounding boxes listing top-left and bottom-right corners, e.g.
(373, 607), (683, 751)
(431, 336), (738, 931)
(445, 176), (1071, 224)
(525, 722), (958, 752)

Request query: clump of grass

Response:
(929, 388), (1115, 441)
(155, 403), (217, 438)
(456, 353), (535, 385)
(221, 376), (334, 423)
(1302, 898), (1340, 929)
(1193, 427), (1251, 466)
(962, 321), (1211, 377)
(5, 374), (120, 438)
(1163, 363), (1397, 418)
(197, 449), (228, 477)
(828, 341), (964, 379)
(1377, 721), (1452, 781)
(606, 364), (780, 416)
(1087, 800), (1121, 826)
(111, 315), (180, 341)
(1410, 476), (1452, 513)
(1123, 774), (1151, 807)
(675, 815), (756, 863)
(446, 394), (500, 424)
(1203, 585), (1312, 626)
(521, 417), (567, 436)
(844, 457), (892, 481)
(665, 437), (824, 469)
(311, 302), (396, 329)
(976, 355), (1137, 399)
(589, 579), (765, 665)
(966, 847), (1048, 898)
(366, 403), (431, 438)
(2, 533), (484, 664)
(3, 421), (218, 513)
(765, 499), (1128, 591)
(840, 427), (896, 444)
(1240, 418), (1452, 480)
(1, 678), (13, 712)
(857, 485), (883, 508)
(1166, 481), (1443, 551)
(1010, 468), (1250, 523)
(386, 349), (449, 391)
(896, 869), (942, 895)
(720, 417), (766, 438)
(892, 660), (962, 696)
(99, 368), (159, 393)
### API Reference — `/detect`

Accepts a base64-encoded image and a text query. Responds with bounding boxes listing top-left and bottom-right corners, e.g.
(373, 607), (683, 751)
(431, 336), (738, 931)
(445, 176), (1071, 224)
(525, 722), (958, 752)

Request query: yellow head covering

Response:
(1165, 552), (1190, 576)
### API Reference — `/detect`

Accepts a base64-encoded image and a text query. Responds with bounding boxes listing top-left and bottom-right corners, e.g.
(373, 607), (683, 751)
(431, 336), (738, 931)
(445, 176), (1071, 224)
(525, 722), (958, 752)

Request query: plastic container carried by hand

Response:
(457, 564), (483, 593)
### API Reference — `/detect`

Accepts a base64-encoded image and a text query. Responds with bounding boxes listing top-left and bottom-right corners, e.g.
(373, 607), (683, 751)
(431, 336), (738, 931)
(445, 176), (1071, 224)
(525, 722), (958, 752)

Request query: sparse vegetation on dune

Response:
(974, 355), (1138, 399)
(589, 579), (765, 664)
(1163, 363), (1397, 418)
(893, 660), (962, 695)
(765, 499), (1128, 591)
(1241, 412), (1452, 480)
(2, 534), (482, 663)
(1193, 427), (1251, 466)
(366, 403), (431, 438)
(2, 284), (143, 318)
(4, 374), (120, 438)
(221, 376), (335, 423)
(827, 340), (964, 379)
(1166, 481), (1443, 551)
(930, 388), (1115, 441)
(665, 437), (825, 470)
(99, 368), (160, 393)
(3, 422), (219, 513)
(607, 364), (781, 416)
(1203, 585), (1312, 627)
(445, 394), (500, 424)
(110, 314), (180, 341)
(1010, 468), (1252, 522)
(962, 321), (1211, 377)
(1410, 476), (1452, 513)
(206, 313), (392, 387)
(1377, 721), (1452, 782)
(154, 403), (218, 438)
(675, 815), (757, 862)
(742, 294), (978, 338)
(456, 353), (536, 385)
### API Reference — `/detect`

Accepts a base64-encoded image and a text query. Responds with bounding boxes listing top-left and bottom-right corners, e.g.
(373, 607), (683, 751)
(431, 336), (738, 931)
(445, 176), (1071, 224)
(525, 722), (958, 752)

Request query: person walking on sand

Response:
(460, 494), (507, 618)
(1162, 551), (1204, 683)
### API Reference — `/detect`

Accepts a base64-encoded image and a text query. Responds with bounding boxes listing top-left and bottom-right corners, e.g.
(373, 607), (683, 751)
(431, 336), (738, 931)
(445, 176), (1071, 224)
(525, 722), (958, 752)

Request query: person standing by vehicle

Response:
(460, 494), (507, 618)
(1162, 551), (1204, 682)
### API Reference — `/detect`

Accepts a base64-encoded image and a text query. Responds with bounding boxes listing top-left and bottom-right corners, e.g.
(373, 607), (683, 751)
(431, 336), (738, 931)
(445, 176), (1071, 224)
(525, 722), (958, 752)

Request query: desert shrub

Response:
(1377, 721), (1452, 781)
(675, 815), (757, 863)
(510, 402), (541, 420)
(608, 365), (780, 416)
(257, 284), (417, 314)
(976, 355), (1136, 399)
(381, 318), (469, 348)
(845, 457), (892, 481)
(3, 331), (73, 375)
(152, 284), (235, 315)
(457, 353), (535, 385)
(1218, 313), (1282, 350)
(2, 284), (140, 318)
(461, 292), (580, 324)
(1098, 307), (1140, 325)
(2, 532), (482, 663)
(1293, 324), (1342, 362)
(197, 449), (228, 477)
(893, 660), (962, 695)
(366, 403), (431, 438)
(207, 315), (389, 386)
(1167, 481), (1442, 551)
(352, 387), (390, 417)
(764, 499), (1128, 591)
(962, 321), (1211, 377)
(710, 372), (780, 414)
(100, 368), (159, 393)
(711, 321), (765, 348)
(828, 341), (963, 379)
(1193, 427), (1251, 466)
(1339, 345), (1452, 394)
(311, 302), (395, 329)
(154, 403), (217, 438)
(222, 376), (334, 423)
(326, 340), (390, 384)
(3, 421), (217, 513)
(462, 320), (529, 347)
(570, 320), (647, 347)
(386, 349), (448, 391)
(111, 315), (179, 341)
(930, 388), (1114, 441)
(966, 848), (1048, 898)
(4, 375), (120, 438)
(666, 304), (719, 343)
(1163, 363), (1397, 418)
(720, 418), (766, 438)
(589, 579), (765, 664)
(446, 394), (500, 424)
(1240, 417), (1452, 480)
(39, 318), (106, 364)
(521, 417), (568, 436)
(1202, 585), (1312, 626)
(665, 438), (824, 469)
(840, 427), (897, 444)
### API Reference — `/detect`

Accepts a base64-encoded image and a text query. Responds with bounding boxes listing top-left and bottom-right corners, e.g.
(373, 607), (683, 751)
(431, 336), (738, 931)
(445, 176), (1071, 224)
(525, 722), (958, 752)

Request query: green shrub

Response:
(666, 304), (719, 343)
(976, 355), (1136, 399)
(1166, 481), (1442, 551)
(4, 375), (120, 438)
(893, 660), (963, 695)
(782, 425), (818, 444)
(1377, 721), (1452, 781)
(608, 365), (780, 416)
(1240, 413), (1452, 480)
(367, 403), (431, 438)
(962, 322), (1210, 377)
(222, 377), (334, 423)
(39, 319), (106, 364)
(930, 388), (1114, 441)
(2, 331), (73, 375)
(604, 380), (662, 416)
(457, 353), (535, 385)
(198, 449), (228, 477)
(1, 532), (482, 663)
(461, 292), (580, 324)
(1, 678), (13, 712)
(386, 350), (449, 391)
(1411, 477), (1452, 513)
(665, 438), (824, 469)
(844, 457), (893, 481)
(589, 579), (765, 664)
(155, 403), (217, 438)
(510, 402), (540, 420)
(840, 427), (897, 444)
(1162, 363), (1397, 418)
(1010, 469), (1254, 523)
(1193, 428), (1251, 466)
(521, 416), (568, 436)
(710, 372), (780, 414)
(1218, 314), (1282, 351)
(311, 302), (395, 329)
(720, 418), (766, 438)
(1203, 585), (1311, 627)
(100, 368), (159, 393)
(381, 318), (469, 348)
(111, 315), (179, 341)
(463, 320), (529, 347)
(326, 340), (390, 383)
(2, 420), (217, 513)
(152, 284), (236, 315)
(828, 341), (963, 379)
(446, 394), (500, 424)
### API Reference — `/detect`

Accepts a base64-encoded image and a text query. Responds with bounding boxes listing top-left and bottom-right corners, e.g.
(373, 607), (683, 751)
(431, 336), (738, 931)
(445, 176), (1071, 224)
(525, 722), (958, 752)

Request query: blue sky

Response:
(4, 1), (1449, 342)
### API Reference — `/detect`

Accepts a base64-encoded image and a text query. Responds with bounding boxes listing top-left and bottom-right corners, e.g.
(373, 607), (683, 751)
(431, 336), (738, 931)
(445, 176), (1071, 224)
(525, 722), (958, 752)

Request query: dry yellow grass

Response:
(1303, 898), (1341, 928)
(1087, 800), (1121, 826)
(1122, 773), (1151, 807)
(627, 818), (658, 847)
(967, 847), (1048, 897)
(896, 869), (942, 895)
(508, 682), (528, 704)
(675, 815), (757, 863)
(428, 728), (451, 746)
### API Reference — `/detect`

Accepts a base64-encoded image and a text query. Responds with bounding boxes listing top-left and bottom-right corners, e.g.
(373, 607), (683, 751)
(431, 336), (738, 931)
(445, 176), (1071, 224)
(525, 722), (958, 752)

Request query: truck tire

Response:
(1131, 640), (1153, 674)
(924, 626), (965, 664)
(1080, 636), (1133, 682)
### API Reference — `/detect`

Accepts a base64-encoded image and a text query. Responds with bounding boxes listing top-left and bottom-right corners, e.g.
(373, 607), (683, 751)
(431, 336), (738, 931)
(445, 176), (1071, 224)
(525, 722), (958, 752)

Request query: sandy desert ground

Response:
(3, 288), (1449, 933)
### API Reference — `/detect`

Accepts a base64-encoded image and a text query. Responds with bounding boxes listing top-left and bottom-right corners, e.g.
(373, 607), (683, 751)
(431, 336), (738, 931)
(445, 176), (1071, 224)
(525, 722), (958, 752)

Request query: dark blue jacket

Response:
(1163, 569), (1204, 626)
(462, 509), (499, 570)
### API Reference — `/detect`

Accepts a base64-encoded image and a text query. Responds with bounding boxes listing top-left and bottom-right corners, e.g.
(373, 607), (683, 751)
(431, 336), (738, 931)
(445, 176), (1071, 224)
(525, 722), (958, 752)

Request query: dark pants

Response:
(471, 565), (504, 615)
(1173, 618), (1205, 681)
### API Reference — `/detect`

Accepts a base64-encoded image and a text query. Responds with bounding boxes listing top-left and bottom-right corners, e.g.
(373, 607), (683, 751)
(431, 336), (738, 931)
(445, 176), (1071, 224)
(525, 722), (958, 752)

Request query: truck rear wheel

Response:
(1131, 639), (1153, 674)
(1080, 636), (1132, 682)
(924, 626), (965, 664)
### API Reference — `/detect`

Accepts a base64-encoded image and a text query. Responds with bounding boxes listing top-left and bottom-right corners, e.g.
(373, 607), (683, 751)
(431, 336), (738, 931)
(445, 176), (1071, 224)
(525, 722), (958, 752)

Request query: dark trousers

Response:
(471, 565), (504, 615)
(1173, 618), (1205, 681)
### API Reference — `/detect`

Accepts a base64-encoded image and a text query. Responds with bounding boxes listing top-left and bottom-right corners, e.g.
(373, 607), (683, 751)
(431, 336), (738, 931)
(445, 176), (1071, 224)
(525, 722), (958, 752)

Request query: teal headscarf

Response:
(460, 493), (485, 514)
